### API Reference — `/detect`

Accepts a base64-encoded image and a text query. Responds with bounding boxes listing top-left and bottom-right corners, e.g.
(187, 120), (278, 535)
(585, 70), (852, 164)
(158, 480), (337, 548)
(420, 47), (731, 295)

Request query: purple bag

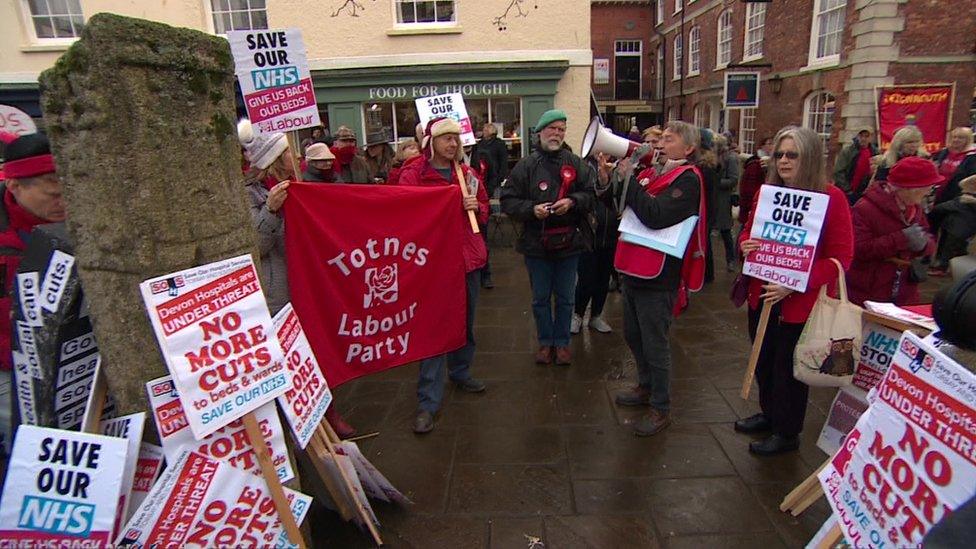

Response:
(729, 274), (749, 308)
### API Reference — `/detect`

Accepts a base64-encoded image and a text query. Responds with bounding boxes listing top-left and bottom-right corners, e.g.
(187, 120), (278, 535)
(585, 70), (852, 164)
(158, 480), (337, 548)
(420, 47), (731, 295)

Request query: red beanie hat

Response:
(2, 132), (55, 179)
(888, 156), (945, 189)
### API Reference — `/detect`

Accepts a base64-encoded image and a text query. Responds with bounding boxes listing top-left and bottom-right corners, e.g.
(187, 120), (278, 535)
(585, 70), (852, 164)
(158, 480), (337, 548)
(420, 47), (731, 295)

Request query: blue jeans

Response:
(417, 270), (480, 414)
(524, 254), (580, 347)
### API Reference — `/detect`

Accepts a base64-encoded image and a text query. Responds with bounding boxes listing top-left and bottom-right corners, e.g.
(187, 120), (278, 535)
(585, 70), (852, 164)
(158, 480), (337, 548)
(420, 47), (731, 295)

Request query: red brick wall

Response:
(591, 3), (656, 100)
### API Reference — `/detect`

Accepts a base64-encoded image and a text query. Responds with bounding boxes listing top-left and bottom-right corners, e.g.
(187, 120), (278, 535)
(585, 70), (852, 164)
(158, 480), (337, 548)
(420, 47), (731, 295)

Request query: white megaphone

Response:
(580, 116), (642, 159)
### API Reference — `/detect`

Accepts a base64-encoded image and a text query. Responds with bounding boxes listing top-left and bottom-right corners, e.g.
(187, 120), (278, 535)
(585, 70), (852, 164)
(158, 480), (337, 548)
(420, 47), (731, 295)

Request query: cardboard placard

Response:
(99, 413), (146, 536)
(146, 375), (294, 482)
(414, 93), (476, 146)
(272, 303), (332, 449)
(0, 426), (129, 545)
(742, 186), (830, 293)
(140, 255), (291, 439)
(118, 450), (311, 548)
(129, 443), (165, 520)
(816, 386), (870, 456)
(228, 28), (321, 134)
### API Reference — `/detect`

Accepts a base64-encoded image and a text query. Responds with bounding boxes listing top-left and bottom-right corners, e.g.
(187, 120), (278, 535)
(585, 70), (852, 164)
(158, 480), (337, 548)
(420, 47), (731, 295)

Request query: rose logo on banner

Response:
(364, 265), (398, 309)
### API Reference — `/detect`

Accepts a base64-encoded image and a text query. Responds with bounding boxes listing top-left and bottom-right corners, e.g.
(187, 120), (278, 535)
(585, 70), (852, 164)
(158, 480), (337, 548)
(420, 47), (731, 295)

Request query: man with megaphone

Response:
(500, 110), (597, 366)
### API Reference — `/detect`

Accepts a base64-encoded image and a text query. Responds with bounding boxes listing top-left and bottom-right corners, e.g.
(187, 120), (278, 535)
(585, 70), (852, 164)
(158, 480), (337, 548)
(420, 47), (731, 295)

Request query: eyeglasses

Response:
(773, 151), (800, 160)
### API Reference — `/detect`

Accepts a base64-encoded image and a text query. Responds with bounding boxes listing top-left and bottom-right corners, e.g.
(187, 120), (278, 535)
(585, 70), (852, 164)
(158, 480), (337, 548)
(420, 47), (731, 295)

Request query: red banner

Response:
(877, 84), (953, 154)
(283, 183), (467, 386)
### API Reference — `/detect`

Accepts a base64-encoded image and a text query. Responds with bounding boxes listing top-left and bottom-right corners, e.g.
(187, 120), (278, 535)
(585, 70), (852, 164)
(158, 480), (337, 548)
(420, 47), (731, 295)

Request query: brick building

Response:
(594, 0), (976, 161)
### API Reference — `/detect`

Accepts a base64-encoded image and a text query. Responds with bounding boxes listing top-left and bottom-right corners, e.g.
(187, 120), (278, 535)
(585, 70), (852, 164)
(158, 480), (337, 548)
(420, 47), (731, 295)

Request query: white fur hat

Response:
(237, 119), (288, 170)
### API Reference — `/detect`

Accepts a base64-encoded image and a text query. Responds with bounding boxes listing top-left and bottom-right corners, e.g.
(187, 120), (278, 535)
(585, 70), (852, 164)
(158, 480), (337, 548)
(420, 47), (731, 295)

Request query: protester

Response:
(0, 132), (66, 373)
(847, 156), (938, 306)
(238, 119), (357, 439)
(330, 126), (371, 183)
(397, 117), (490, 434)
(386, 138), (421, 185)
(832, 128), (879, 204)
(364, 133), (395, 182)
(627, 126), (642, 142)
(933, 127), (976, 204)
(470, 123), (509, 290)
(572, 150), (624, 335)
(714, 134), (739, 271)
(929, 174), (976, 277)
(611, 121), (706, 437)
(735, 126), (854, 456)
(300, 142), (337, 183)
(872, 125), (925, 184)
(738, 136), (773, 225)
(501, 109), (596, 365)
(699, 129), (720, 284)
(641, 125), (666, 173)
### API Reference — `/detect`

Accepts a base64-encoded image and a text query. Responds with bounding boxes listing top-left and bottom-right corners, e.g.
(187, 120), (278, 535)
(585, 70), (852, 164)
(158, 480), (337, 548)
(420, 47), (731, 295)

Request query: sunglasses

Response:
(773, 151), (800, 160)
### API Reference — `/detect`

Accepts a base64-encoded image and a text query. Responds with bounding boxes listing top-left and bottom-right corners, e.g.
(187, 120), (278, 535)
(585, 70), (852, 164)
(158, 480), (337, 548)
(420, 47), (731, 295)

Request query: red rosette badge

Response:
(559, 165), (577, 196)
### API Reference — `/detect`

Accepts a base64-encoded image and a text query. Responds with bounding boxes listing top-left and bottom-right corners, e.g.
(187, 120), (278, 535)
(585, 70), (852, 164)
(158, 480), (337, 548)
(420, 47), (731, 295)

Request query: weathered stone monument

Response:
(38, 13), (256, 415)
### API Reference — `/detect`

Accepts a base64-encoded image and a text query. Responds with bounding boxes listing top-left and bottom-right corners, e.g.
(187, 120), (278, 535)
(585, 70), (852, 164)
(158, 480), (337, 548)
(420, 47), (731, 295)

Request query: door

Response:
(615, 56), (641, 100)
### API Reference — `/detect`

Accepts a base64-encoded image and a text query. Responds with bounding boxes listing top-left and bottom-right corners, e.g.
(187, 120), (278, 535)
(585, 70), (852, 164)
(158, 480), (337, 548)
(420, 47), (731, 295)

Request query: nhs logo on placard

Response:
(251, 66), (300, 90)
(18, 495), (95, 537)
(761, 222), (807, 246)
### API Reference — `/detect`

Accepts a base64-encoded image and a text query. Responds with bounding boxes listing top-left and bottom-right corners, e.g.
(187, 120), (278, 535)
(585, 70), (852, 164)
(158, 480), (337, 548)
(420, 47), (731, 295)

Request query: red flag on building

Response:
(283, 183), (467, 386)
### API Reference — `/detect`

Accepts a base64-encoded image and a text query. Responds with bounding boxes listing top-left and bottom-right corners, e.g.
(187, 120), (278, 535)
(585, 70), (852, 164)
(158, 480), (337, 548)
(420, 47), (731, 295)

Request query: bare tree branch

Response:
(493, 0), (536, 31)
(331, 0), (374, 17)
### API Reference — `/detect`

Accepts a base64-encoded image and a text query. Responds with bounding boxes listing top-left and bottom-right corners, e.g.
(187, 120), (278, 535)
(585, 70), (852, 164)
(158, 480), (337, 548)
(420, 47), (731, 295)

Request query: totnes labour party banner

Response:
(876, 84), (953, 155)
(742, 185), (830, 293)
(284, 183), (466, 387)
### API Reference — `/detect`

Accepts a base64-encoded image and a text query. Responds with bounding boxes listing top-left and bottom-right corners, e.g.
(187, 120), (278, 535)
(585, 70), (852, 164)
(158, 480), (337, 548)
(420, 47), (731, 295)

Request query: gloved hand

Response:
(901, 224), (929, 252)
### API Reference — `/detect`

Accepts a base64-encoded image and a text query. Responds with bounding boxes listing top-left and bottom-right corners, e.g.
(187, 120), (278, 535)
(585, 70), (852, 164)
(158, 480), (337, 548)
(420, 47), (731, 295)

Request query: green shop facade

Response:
(310, 60), (570, 162)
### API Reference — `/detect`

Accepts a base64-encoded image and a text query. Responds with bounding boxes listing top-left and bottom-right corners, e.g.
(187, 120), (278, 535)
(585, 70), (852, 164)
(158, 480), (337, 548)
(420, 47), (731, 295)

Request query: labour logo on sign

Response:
(364, 264), (398, 309)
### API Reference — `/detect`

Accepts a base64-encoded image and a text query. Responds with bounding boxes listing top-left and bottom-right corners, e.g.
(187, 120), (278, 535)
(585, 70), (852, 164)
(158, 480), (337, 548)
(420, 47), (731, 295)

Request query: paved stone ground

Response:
(310, 232), (953, 548)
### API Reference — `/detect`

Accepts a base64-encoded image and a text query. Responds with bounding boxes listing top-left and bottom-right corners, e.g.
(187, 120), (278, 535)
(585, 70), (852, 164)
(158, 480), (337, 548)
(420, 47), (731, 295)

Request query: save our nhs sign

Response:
(228, 29), (321, 134)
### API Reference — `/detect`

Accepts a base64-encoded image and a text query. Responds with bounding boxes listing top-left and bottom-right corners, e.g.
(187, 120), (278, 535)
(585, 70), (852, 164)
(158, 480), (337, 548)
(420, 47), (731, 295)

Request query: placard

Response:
(0, 425), (128, 545)
(816, 386), (869, 456)
(742, 185), (830, 292)
(0, 104), (37, 136)
(228, 29), (321, 134)
(818, 332), (976, 547)
(99, 413), (146, 537)
(593, 58), (610, 85)
(414, 93), (476, 146)
(118, 450), (311, 548)
(146, 375), (294, 482)
(128, 443), (164, 521)
(273, 303), (332, 449)
(140, 255), (291, 439)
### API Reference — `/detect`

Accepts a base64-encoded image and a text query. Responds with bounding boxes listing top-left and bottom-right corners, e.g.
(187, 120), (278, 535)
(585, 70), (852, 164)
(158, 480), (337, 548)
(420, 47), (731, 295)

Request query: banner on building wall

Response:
(876, 84), (954, 154)
(228, 28), (321, 134)
(593, 59), (610, 85)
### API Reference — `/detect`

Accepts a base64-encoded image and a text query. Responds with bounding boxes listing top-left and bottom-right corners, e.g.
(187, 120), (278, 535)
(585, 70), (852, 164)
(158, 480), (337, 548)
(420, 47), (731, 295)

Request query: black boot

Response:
(734, 413), (771, 434)
(749, 434), (799, 456)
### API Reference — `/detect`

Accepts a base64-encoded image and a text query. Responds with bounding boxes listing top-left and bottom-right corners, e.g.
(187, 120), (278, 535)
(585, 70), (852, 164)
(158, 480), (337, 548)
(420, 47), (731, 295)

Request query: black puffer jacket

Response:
(501, 146), (597, 258)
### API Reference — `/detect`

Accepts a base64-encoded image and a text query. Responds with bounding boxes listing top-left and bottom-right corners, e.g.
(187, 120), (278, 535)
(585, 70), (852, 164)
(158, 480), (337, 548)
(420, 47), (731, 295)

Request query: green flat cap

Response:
(534, 109), (567, 132)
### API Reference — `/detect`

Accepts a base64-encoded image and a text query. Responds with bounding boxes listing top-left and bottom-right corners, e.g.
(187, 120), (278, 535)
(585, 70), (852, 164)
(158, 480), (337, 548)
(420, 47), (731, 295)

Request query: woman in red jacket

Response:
(735, 126), (854, 456)
(847, 156), (939, 305)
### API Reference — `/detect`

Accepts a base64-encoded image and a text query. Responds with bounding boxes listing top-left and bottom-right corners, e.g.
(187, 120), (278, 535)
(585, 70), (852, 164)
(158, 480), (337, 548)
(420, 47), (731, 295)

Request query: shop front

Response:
(312, 60), (569, 165)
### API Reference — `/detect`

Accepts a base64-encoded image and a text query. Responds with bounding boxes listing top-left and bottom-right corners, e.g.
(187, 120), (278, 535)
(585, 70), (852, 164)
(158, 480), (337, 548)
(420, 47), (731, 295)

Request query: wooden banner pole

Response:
(289, 130), (303, 181)
(81, 370), (108, 434)
(242, 412), (305, 548)
(307, 435), (355, 521)
(814, 523), (844, 549)
(741, 300), (772, 400)
(454, 161), (481, 234)
(315, 424), (384, 546)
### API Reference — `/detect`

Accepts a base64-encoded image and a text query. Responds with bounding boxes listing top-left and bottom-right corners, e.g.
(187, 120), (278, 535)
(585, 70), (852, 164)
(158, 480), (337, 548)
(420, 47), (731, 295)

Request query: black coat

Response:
(933, 149), (976, 205)
(930, 195), (976, 241)
(501, 147), (597, 258)
(471, 137), (509, 194)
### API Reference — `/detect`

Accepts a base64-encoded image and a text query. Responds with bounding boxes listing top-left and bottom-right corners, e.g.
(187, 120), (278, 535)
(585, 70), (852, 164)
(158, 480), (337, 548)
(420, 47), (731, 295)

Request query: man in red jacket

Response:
(397, 117), (490, 434)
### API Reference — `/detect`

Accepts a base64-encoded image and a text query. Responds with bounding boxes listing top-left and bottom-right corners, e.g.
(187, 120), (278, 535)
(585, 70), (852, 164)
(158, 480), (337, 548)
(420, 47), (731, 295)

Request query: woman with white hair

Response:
(873, 125), (925, 185)
(736, 126), (854, 456)
(933, 127), (976, 204)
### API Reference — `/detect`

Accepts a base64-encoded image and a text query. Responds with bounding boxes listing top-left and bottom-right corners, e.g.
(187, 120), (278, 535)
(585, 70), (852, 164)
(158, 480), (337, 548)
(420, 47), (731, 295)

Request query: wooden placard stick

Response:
(454, 161), (481, 234)
(780, 459), (829, 512)
(791, 483), (826, 517)
(814, 522), (843, 549)
(81, 369), (108, 434)
(242, 412), (305, 548)
(314, 424), (384, 546)
(741, 300), (772, 400)
(307, 435), (355, 521)
(288, 131), (304, 181)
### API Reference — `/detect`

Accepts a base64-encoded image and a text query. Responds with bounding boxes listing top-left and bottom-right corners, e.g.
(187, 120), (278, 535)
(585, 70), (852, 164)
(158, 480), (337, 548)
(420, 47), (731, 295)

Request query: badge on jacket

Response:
(538, 181), (549, 191)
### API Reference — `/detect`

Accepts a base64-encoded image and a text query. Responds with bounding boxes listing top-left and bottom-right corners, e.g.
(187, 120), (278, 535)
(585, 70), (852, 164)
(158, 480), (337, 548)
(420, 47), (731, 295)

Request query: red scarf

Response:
(851, 146), (872, 193)
(4, 190), (49, 242)
(331, 145), (357, 170)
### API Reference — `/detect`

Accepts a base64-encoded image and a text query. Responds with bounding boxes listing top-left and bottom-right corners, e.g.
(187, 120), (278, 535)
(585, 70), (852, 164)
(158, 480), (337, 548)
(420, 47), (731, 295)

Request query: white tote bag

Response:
(793, 259), (863, 387)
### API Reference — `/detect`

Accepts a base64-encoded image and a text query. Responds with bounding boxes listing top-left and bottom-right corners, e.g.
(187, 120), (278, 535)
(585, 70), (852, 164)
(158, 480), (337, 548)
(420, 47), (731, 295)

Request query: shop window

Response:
(716, 10), (732, 69)
(693, 103), (711, 130)
(804, 91), (835, 156)
(808, 0), (845, 66)
(744, 2), (766, 61)
(615, 40), (642, 100)
(672, 35), (683, 81)
(209, 0), (268, 33)
(396, 0), (456, 25)
(24, 0), (84, 41)
(687, 27), (700, 77)
(739, 108), (756, 155)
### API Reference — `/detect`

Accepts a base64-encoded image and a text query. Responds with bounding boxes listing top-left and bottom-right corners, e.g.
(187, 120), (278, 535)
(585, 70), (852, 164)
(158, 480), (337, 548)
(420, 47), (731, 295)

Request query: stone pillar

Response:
(38, 13), (257, 415)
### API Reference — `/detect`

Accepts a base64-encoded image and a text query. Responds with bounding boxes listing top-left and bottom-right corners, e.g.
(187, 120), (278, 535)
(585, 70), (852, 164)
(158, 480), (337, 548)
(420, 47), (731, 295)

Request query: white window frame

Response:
(687, 26), (701, 77)
(205, 0), (269, 35)
(656, 0), (664, 25)
(667, 107), (677, 122)
(392, 0), (459, 30)
(716, 10), (733, 69)
(693, 103), (709, 129)
(743, 2), (766, 62)
(672, 34), (683, 81)
(20, 0), (85, 45)
(674, 0), (683, 15)
(739, 108), (756, 154)
(806, 0), (845, 68)
(614, 40), (643, 100)
(655, 47), (664, 100)
(803, 91), (836, 157)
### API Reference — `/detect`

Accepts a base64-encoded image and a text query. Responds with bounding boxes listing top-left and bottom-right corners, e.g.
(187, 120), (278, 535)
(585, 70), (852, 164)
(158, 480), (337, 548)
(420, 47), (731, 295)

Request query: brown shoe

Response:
(535, 345), (553, 364)
(555, 346), (572, 365)
(634, 409), (672, 437)
(614, 386), (652, 407)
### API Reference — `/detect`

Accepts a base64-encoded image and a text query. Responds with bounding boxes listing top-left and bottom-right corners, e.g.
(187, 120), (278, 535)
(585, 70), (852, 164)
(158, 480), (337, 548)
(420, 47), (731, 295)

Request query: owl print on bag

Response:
(819, 337), (855, 376)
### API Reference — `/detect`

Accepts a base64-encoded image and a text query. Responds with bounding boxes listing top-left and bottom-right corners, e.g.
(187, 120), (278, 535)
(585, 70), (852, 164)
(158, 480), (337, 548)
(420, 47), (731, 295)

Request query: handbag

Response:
(729, 274), (749, 308)
(793, 258), (863, 388)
